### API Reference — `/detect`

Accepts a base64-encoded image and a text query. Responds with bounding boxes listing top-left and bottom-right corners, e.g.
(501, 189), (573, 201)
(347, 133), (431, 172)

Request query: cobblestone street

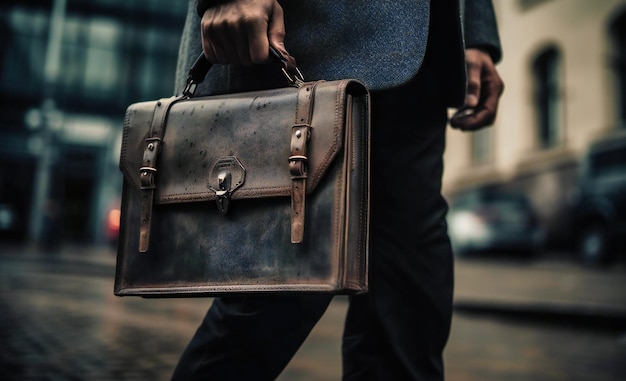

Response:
(1, 245), (625, 380)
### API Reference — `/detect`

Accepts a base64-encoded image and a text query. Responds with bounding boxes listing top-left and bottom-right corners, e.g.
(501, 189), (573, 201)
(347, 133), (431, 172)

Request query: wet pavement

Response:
(1, 244), (625, 381)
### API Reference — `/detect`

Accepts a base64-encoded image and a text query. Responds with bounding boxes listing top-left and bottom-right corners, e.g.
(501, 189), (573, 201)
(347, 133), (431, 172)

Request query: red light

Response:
(108, 209), (121, 232)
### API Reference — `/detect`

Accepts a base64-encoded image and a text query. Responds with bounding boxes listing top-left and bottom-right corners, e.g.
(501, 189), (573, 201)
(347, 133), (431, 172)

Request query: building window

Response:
(609, 10), (626, 127)
(532, 47), (563, 148)
(518, 0), (553, 11)
(82, 18), (121, 94)
(2, 8), (50, 96)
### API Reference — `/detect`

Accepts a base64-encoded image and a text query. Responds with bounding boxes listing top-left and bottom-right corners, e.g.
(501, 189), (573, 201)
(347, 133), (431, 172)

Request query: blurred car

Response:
(447, 188), (543, 257)
(565, 133), (626, 265)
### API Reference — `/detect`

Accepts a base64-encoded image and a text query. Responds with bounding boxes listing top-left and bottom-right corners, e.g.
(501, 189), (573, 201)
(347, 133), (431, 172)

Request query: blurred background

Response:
(0, 0), (186, 249)
(443, 0), (626, 266)
(0, 0), (625, 380)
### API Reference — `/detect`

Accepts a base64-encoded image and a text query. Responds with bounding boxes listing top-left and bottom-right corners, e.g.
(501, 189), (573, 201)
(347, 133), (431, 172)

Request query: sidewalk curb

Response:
(454, 299), (626, 331)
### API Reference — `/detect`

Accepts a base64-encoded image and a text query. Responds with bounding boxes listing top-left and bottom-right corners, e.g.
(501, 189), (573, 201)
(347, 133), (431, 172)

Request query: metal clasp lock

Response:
(215, 171), (231, 214)
(208, 156), (246, 215)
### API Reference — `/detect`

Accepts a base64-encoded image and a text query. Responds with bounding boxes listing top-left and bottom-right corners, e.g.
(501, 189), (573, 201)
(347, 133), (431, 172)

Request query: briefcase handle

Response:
(182, 47), (305, 97)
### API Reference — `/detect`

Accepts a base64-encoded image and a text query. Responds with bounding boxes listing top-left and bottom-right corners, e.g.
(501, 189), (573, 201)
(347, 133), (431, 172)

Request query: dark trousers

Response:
(171, 65), (454, 381)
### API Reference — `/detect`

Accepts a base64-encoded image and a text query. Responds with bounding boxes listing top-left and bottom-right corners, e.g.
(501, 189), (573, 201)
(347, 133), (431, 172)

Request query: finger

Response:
(234, 32), (253, 66)
(449, 57), (481, 129)
(246, 15), (271, 64)
(267, 3), (296, 68)
(210, 19), (244, 64)
(464, 58), (481, 108)
(201, 16), (218, 63)
(223, 18), (253, 66)
(451, 76), (503, 130)
(450, 96), (496, 130)
(451, 50), (505, 131)
(454, 107), (495, 131)
(202, 38), (218, 63)
(201, 12), (231, 64)
(201, 6), (252, 65)
(205, 39), (235, 64)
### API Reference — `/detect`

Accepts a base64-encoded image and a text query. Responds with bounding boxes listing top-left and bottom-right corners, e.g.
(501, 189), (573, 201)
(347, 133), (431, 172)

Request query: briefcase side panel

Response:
(306, 81), (370, 293)
(344, 90), (370, 292)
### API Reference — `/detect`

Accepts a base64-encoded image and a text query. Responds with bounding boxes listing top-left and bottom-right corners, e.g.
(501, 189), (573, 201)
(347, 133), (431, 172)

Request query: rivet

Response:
(295, 130), (302, 138)
(148, 143), (155, 151)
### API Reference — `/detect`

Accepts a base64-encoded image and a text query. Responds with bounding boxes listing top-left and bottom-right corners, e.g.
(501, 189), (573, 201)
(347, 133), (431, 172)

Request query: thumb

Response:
(267, 3), (296, 69)
(465, 64), (481, 108)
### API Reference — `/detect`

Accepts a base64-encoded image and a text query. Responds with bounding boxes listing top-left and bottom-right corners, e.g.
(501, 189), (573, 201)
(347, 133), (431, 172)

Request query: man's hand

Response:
(450, 48), (504, 131)
(200, 0), (294, 67)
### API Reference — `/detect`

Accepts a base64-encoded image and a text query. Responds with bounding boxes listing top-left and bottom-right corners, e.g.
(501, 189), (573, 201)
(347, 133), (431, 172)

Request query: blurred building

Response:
(4, 0), (624, 253)
(443, 0), (626, 251)
(0, 0), (188, 245)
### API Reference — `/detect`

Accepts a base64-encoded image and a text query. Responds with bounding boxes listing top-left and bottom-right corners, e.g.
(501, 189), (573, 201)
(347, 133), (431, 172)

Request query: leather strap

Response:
(139, 96), (183, 252)
(289, 82), (318, 243)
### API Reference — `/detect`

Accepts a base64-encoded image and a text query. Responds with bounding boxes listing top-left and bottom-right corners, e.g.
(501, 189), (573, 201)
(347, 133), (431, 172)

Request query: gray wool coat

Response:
(175, 0), (501, 107)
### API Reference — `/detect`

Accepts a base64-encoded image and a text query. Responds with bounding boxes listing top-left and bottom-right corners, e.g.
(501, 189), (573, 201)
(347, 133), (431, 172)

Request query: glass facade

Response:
(0, 0), (188, 244)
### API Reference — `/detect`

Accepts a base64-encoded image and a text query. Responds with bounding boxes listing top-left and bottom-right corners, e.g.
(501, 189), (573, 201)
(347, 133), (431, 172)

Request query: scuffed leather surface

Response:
(115, 79), (369, 296)
(121, 81), (357, 203)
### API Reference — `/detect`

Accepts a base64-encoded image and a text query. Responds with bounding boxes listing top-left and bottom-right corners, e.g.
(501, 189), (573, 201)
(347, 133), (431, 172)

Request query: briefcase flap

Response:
(119, 80), (367, 205)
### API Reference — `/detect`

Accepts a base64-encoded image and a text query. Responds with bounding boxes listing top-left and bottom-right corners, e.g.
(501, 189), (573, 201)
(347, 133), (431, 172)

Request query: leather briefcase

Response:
(114, 54), (370, 296)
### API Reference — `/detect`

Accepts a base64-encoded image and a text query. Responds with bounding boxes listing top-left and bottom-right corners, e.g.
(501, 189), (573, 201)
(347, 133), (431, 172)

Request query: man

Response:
(172, 1), (504, 380)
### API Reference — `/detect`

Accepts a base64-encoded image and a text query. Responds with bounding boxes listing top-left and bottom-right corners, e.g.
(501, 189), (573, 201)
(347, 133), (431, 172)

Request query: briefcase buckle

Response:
(208, 156), (246, 214)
